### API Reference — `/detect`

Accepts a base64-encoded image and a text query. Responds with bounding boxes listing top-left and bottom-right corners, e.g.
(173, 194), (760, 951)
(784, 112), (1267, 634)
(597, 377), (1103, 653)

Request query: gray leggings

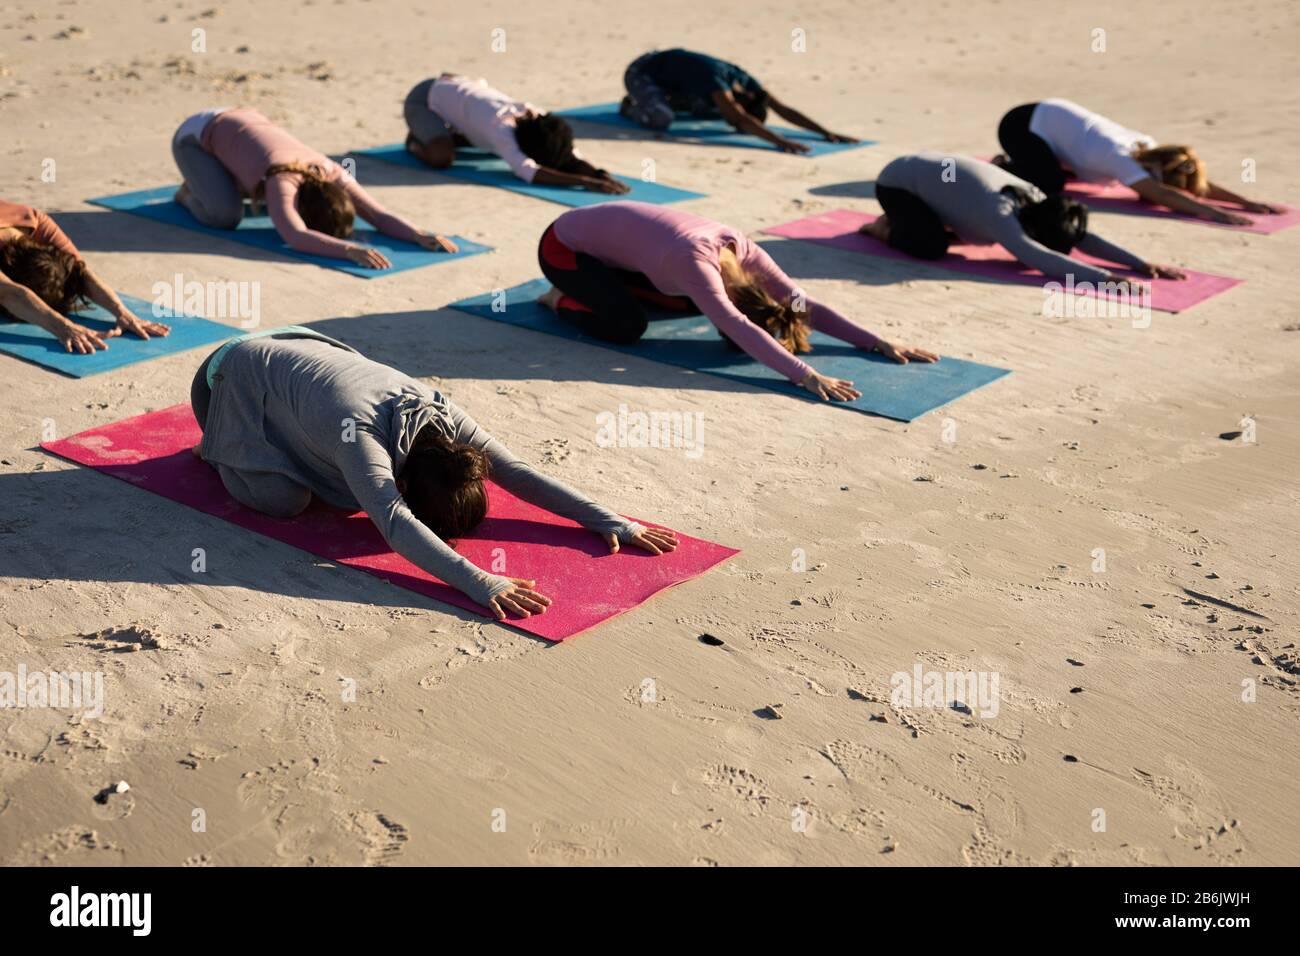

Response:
(190, 348), (311, 519)
(403, 78), (455, 145)
(622, 53), (674, 131)
(172, 131), (244, 229)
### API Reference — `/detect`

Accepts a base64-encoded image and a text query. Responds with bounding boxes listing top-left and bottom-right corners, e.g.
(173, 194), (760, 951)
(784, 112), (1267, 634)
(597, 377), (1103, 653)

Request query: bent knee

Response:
(410, 136), (456, 169)
(607, 322), (649, 345)
(258, 492), (311, 519)
(643, 108), (673, 131)
(194, 203), (244, 231)
(221, 468), (311, 518)
(255, 482), (312, 518)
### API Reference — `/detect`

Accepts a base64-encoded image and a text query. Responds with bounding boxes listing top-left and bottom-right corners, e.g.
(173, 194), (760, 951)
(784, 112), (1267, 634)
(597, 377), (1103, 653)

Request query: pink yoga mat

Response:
(763, 209), (1241, 313)
(42, 404), (738, 642)
(1061, 180), (1300, 235)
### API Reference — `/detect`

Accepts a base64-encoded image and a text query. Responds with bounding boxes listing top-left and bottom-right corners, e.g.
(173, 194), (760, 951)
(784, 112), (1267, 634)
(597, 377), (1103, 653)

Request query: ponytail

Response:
(718, 253), (812, 355)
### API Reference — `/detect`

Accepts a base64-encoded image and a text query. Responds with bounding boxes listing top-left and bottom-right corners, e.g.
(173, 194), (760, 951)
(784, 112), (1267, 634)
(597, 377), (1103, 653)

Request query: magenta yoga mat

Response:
(42, 404), (738, 641)
(1060, 180), (1300, 234)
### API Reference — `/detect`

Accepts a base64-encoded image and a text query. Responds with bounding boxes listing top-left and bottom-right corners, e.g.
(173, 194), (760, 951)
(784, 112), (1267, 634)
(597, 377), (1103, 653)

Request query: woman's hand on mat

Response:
(488, 578), (553, 619)
(417, 233), (459, 254)
(800, 370), (861, 402)
(605, 527), (680, 556)
(1103, 275), (1150, 296)
(585, 175), (630, 195)
(57, 321), (108, 354)
(345, 245), (393, 269)
(1138, 263), (1187, 280)
(113, 311), (171, 340)
(874, 340), (940, 364)
(1210, 208), (1254, 226)
(776, 138), (812, 155)
(1241, 200), (1285, 215)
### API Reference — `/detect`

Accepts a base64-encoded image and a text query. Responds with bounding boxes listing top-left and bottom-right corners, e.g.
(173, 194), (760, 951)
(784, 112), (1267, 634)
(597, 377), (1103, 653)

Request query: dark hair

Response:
(514, 113), (578, 171)
(0, 236), (89, 313)
(1015, 190), (1089, 253)
(262, 163), (355, 238)
(399, 427), (491, 541)
(296, 178), (355, 237)
(886, 218), (954, 260)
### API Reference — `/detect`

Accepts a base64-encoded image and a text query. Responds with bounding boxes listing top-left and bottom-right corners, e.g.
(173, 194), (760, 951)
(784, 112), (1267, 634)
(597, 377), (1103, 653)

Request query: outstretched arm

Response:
(337, 430), (542, 618)
(1075, 233), (1186, 280)
(1131, 176), (1254, 225)
(710, 90), (810, 153)
(683, 267), (859, 401)
(265, 177), (367, 260)
(999, 223), (1114, 285)
(0, 274), (105, 354)
(532, 166), (630, 195)
(80, 266), (170, 340)
(1203, 180), (1285, 215)
(341, 174), (460, 254)
(748, 245), (938, 365)
(448, 400), (638, 535)
(767, 96), (858, 143)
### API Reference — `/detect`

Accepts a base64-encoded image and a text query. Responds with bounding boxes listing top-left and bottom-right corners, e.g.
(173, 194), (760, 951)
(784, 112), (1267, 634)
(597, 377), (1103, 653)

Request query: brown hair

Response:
(399, 427), (491, 541)
(1133, 145), (1208, 196)
(718, 249), (811, 355)
(0, 236), (89, 313)
(260, 162), (355, 237)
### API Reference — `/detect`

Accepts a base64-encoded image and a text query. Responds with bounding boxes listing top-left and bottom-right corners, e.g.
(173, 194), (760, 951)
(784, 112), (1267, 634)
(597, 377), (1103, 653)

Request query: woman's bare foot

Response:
(174, 183), (191, 206)
(536, 286), (563, 311)
(858, 215), (891, 242)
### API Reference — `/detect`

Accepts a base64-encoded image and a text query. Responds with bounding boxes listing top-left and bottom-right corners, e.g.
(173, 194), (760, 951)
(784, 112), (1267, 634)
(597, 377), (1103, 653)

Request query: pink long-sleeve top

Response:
(551, 202), (879, 382)
(0, 201), (80, 257)
(201, 108), (422, 256)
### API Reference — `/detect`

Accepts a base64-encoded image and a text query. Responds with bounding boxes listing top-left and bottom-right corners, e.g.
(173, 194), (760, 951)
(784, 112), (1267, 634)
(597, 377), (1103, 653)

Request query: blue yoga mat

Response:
(449, 279), (1009, 421)
(554, 103), (876, 157)
(0, 293), (234, 378)
(349, 145), (705, 208)
(87, 186), (492, 278)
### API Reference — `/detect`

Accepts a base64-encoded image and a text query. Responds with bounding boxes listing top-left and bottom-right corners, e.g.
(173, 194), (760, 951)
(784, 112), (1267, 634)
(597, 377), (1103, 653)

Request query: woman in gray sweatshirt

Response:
(189, 327), (679, 620)
(862, 152), (1187, 286)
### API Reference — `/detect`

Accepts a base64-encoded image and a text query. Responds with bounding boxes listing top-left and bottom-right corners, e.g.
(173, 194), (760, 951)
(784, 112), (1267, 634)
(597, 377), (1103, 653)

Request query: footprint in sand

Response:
(527, 820), (625, 865)
(3, 826), (123, 865)
(79, 624), (169, 653)
(347, 810), (409, 866)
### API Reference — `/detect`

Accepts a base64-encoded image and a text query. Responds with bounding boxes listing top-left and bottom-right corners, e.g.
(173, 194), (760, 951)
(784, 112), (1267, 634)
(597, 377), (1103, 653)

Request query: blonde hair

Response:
(1132, 145), (1208, 196)
(718, 248), (811, 355)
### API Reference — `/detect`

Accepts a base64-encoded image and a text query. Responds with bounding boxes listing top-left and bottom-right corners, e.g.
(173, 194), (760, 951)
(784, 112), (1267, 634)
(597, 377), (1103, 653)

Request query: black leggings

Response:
(875, 184), (953, 259)
(537, 225), (692, 345)
(997, 102), (1067, 194)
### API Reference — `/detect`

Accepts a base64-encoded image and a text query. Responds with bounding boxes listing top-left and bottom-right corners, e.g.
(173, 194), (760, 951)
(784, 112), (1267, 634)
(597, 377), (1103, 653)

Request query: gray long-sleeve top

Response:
(876, 152), (1147, 284)
(199, 329), (645, 607)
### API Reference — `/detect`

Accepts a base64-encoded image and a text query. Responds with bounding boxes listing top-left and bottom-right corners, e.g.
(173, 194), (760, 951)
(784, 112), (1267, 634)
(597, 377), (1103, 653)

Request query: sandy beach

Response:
(1, 0), (1298, 866)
